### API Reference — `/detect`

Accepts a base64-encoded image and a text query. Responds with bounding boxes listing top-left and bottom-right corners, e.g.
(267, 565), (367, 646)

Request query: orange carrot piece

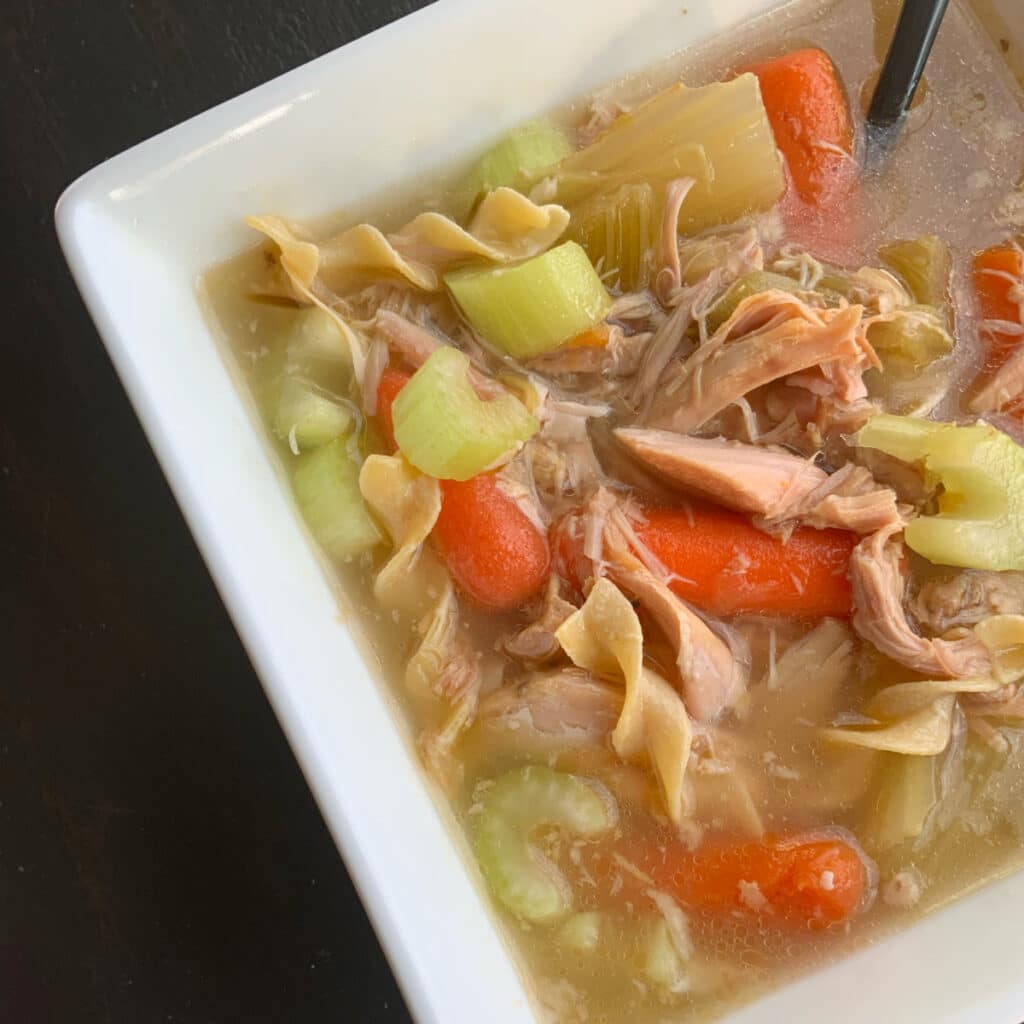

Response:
(552, 504), (855, 618)
(375, 367), (412, 451)
(434, 474), (550, 611)
(636, 832), (871, 930)
(747, 48), (855, 207)
(566, 324), (611, 350)
(973, 243), (1024, 365)
(637, 506), (854, 617)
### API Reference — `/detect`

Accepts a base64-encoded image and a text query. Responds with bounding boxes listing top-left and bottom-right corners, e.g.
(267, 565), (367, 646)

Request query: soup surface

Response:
(202, 1), (1024, 1020)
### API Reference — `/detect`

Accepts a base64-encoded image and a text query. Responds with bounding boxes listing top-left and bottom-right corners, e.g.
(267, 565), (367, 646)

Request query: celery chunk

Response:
(286, 307), (353, 365)
(446, 241), (611, 359)
(471, 766), (616, 922)
(568, 184), (657, 291)
(557, 912), (604, 954)
(641, 919), (689, 993)
(392, 346), (538, 480)
(878, 235), (952, 309)
(274, 378), (354, 451)
(549, 75), (784, 231)
(292, 438), (383, 559)
(857, 415), (1024, 570)
(863, 753), (937, 852)
(867, 306), (953, 368)
(706, 271), (807, 332)
(458, 120), (572, 213)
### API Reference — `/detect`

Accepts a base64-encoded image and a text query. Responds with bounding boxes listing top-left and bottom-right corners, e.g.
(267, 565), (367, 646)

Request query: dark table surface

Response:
(2, 3), (436, 1021)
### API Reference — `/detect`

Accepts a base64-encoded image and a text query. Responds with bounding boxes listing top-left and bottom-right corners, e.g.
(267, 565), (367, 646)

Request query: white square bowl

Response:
(56, 1), (1024, 1022)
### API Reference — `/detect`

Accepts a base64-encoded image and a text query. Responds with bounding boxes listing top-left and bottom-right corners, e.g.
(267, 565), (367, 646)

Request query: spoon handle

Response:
(867, 0), (951, 130)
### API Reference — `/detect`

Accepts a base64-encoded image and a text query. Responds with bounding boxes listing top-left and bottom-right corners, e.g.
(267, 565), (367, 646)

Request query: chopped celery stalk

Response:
(392, 347), (538, 480)
(274, 378), (354, 451)
(458, 120), (572, 212)
(857, 415), (1024, 570)
(864, 753), (938, 852)
(557, 912), (604, 954)
(867, 306), (953, 368)
(706, 271), (806, 332)
(471, 766), (616, 923)
(446, 241), (612, 360)
(549, 75), (784, 231)
(292, 438), (383, 559)
(568, 184), (658, 291)
(879, 235), (952, 309)
(641, 919), (689, 994)
(286, 307), (352, 364)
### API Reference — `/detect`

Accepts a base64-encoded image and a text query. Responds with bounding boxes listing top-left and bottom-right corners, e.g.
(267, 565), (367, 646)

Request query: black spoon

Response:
(866, 0), (951, 159)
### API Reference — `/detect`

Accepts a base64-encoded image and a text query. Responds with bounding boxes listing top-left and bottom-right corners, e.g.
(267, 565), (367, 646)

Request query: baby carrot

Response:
(634, 506), (855, 617)
(434, 474), (550, 611)
(746, 48), (855, 207)
(375, 367), (412, 451)
(637, 832), (872, 930)
(973, 243), (1024, 365)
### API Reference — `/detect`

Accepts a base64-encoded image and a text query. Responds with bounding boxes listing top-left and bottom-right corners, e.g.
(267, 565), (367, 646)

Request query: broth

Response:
(201, 1), (1024, 1021)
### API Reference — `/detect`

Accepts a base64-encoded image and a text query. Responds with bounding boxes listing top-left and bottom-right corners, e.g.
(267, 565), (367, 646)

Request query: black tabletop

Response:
(2, 3), (434, 1021)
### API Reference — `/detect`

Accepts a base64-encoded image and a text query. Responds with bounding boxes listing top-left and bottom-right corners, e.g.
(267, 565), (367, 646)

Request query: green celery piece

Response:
(471, 766), (616, 923)
(392, 346), (538, 480)
(291, 438), (383, 559)
(641, 919), (689, 993)
(879, 235), (952, 309)
(446, 241), (612, 359)
(286, 307), (352, 364)
(274, 378), (354, 451)
(568, 183), (658, 291)
(706, 271), (806, 332)
(857, 415), (1024, 569)
(867, 306), (953, 368)
(458, 119), (572, 214)
(556, 912), (604, 954)
(864, 752), (937, 852)
(549, 74), (784, 232)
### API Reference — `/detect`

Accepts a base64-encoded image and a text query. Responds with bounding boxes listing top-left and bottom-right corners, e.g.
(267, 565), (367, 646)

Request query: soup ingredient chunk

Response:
(291, 438), (383, 559)
(630, 506), (856, 617)
(878, 234), (952, 310)
(458, 119), (572, 212)
(434, 473), (550, 610)
(392, 346), (538, 480)
(636, 831), (874, 929)
(548, 74), (784, 229)
(472, 765), (617, 922)
(446, 241), (611, 359)
(858, 415), (1024, 570)
(970, 242), (1024, 414)
(746, 48), (853, 207)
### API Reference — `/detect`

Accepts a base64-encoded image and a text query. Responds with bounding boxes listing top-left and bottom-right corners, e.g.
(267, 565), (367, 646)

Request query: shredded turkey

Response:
(911, 571), (1024, 634)
(850, 525), (994, 677)
(644, 292), (874, 434)
(475, 668), (623, 753)
(763, 462), (906, 536)
(655, 178), (698, 304)
(502, 578), (579, 664)
(598, 494), (747, 721)
(528, 325), (651, 378)
(614, 430), (902, 535)
(969, 341), (1024, 413)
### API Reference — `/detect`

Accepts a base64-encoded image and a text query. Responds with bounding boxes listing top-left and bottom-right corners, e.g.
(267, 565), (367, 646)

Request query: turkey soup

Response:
(201, 0), (1024, 1020)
